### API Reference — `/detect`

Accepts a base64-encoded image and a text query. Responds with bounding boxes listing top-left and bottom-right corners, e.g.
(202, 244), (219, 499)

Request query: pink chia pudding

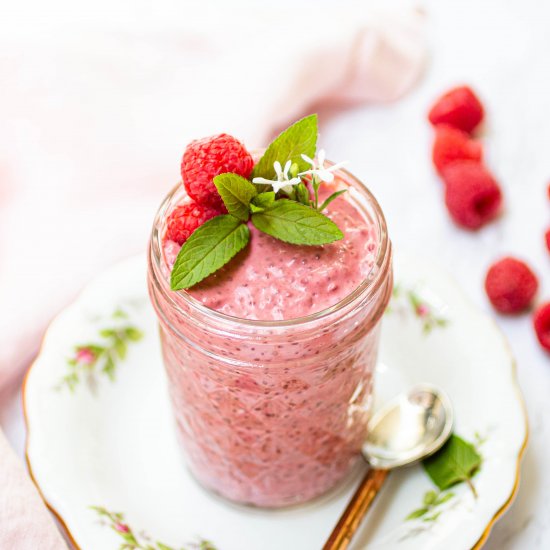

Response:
(164, 185), (379, 320)
(148, 143), (392, 508)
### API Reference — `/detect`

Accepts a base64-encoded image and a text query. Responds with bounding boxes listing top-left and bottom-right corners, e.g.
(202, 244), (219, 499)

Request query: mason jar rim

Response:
(148, 163), (391, 330)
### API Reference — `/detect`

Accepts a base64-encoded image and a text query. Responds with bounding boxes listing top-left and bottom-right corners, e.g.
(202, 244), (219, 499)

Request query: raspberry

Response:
(428, 86), (484, 134)
(165, 202), (221, 245)
(181, 134), (254, 209)
(534, 303), (550, 352)
(432, 125), (483, 174)
(485, 257), (538, 314)
(442, 161), (503, 229)
(545, 228), (550, 253)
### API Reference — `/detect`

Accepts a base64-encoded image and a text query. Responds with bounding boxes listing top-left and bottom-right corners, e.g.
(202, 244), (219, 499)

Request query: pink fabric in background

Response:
(0, 0), (426, 547)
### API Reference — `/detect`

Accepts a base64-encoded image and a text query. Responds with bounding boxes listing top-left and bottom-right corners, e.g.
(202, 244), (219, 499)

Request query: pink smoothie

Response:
(164, 185), (378, 320)
(149, 172), (392, 507)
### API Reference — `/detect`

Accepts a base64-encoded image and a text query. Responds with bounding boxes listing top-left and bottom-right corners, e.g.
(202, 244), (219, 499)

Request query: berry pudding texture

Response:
(164, 185), (378, 320)
(148, 116), (392, 507)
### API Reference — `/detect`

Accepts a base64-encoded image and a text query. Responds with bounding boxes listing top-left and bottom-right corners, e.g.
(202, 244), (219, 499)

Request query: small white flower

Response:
(252, 160), (302, 195)
(299, 149), (348, 183)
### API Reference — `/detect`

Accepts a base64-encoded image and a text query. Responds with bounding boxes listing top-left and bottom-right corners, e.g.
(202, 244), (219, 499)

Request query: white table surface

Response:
(3, 0), (550, 548)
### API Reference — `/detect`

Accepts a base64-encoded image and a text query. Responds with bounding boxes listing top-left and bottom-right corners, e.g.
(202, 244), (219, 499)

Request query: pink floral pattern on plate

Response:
(91, 506), (216, 550)
(387, 283), (448, 334)
(57, 309), (143, 392)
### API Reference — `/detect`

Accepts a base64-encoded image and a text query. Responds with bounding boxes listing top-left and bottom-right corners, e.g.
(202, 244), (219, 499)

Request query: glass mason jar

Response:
(147, 168), (392, 508)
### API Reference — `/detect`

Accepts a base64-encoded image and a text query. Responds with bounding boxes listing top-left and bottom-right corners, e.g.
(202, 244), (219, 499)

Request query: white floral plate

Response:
(24, 254), (527, 550)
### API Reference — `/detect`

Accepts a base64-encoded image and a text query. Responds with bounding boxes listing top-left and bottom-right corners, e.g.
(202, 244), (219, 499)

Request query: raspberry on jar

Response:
(165, 201), (222, 245)
(181, 133), (254, 210)
(485, 257), (538, 314)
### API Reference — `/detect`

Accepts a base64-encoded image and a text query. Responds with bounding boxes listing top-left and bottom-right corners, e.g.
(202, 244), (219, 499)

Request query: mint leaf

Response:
(423, 435), (482, 496)
(318, 189), (347, 212)
(170, 215), (249, 290)
(213, 173), (257, 221)
(251, 199), (343, 245)
(251, 191), (276, 211)
(252, 114), (318, 180)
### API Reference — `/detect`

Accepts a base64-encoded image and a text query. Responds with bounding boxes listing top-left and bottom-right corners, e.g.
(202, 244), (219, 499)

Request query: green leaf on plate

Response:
(423, 511), (442, 523)
(252, 114), (318, 180)
(423, 490), (438, 506)
(405, 489), (456, 523)
(114, 338), (127, 360)
(213, 173), (257, 221)
(423, 435), (482, 496)
(405, 507), (429, 520)
(435, 491), (455, 505)
(124, 327), (143, 341)
(251, 199), (343, 245)
(103, 356), (116, 380)
(170, 215), (250, 290)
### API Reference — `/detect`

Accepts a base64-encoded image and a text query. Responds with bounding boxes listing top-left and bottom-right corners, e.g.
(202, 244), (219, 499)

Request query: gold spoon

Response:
(323, 384), (454, 550)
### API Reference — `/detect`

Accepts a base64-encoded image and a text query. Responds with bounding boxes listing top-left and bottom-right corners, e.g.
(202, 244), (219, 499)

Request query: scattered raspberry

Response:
(442, 162), (503, 229)
(432, 125), (483, 174)
(545, 228), (550, 253)
(547, 183), (550, 201)
(428, 86), (484, 134)
(181, 134), (254, 209)
(165, 202), (221, 245)
(534, 303), (550, 352)
(484, 257), (538, 314)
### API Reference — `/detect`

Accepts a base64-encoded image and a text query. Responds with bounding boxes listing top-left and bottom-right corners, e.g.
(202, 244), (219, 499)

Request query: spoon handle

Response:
(322, 468), (389, 550)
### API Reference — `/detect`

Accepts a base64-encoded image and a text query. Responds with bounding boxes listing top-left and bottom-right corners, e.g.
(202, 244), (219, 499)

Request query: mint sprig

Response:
(251, 199), (343, 245)
(170, 114), (349, 291)
(170, 215), (250, 290)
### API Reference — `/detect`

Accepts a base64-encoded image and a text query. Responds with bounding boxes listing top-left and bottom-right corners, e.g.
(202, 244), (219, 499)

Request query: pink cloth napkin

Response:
(0, 431), (67, 549)
(0, 1), (426, 546)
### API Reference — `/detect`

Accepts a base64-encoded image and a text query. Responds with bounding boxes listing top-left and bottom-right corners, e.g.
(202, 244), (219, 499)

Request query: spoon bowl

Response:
(363, 384), (454, 469)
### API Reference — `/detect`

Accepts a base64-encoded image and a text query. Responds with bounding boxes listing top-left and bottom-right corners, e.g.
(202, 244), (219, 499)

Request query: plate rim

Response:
(22, 254), (529, 550)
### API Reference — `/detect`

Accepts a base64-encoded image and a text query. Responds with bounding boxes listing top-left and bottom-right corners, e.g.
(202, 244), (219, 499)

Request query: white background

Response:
(2, 0), (550, 548)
